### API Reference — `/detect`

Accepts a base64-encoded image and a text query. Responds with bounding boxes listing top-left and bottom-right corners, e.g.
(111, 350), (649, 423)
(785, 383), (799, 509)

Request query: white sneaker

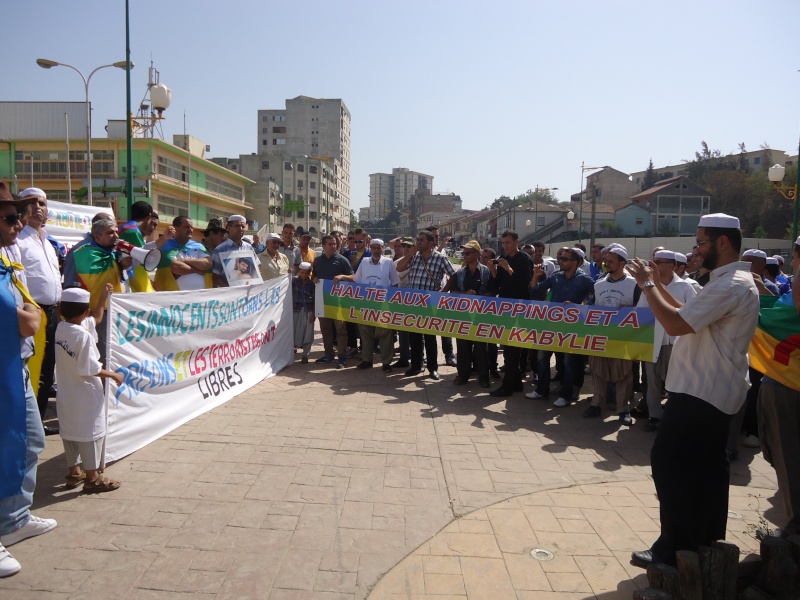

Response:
(0, 544), (20, 577)
(742, 435), (761, 449)
(0, 515), (57, 547)
(553, 397), (569, 408)
(525, 390), (544, 399)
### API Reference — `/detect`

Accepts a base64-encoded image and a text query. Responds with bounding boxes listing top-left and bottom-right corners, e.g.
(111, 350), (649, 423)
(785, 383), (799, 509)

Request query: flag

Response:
(749, 293), (800, 391)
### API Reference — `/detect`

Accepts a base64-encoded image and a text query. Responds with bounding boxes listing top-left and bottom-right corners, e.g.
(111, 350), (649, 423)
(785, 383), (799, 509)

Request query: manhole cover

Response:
(728, 510), (742, 519)
(530, 548), (555, 561)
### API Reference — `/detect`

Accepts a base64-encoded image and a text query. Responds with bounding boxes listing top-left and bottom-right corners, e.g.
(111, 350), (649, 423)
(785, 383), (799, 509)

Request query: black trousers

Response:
(456, 338), (488, 383)
(409, 332), (438, 372)
(36, 304), (58, 420)
(651, 392), (732, 565)
(501, 345), (523, 390)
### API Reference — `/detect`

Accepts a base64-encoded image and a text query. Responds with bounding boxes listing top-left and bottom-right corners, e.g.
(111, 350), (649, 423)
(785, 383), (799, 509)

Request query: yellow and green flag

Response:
(749, 293), (800, 391)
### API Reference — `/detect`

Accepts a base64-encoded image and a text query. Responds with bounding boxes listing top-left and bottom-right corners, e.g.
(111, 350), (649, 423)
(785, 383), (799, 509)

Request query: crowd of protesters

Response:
(1, 184), (799, 577)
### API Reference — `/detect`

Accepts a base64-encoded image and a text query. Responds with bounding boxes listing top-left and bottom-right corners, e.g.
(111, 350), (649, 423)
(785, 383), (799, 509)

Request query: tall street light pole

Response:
(577, 162), (604, 243)
(37, 58), (130, 206)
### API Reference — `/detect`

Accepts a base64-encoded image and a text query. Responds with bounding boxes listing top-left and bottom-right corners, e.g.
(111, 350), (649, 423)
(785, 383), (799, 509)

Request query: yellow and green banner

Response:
(315, 280), (660, 361)
(749, 293), (800, 391)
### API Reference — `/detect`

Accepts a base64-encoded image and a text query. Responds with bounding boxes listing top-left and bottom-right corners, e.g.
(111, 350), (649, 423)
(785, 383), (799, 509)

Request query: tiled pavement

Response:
(0, 343), (780, 599)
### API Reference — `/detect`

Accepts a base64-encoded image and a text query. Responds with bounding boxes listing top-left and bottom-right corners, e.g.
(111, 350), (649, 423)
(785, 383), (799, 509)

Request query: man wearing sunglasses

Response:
(527, 247), (594, 406)
(0, 182), (57, 578)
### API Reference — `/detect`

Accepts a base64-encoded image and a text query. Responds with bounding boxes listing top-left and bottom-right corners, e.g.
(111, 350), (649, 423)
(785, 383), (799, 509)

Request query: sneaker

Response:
(553, 397), (569, 408)
(619, 412), (633, 426)
(525, 390), (545, 399)
(742, 435), (761, 448)
(336, 358), (346, 369)
(0, 515), (57, 547)
(315, 356), (334, 364)
(0, 544), (20, 578)
(583, 405), (602, 418)
(584, 365), (591, 375)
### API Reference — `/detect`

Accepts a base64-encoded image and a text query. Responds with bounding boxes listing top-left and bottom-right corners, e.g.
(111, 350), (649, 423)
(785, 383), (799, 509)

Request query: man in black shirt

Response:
(312, 235), (353, 368)
(489, 231), (533, 397)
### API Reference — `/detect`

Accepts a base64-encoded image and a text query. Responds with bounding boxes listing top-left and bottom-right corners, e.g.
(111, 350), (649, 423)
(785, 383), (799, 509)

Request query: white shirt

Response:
(17, 225), (61, 305)
(637, 272), (697, 346)
(666, 261), (759, 415)
(593, 271), (638, 309)
(395, 257), (410, 287)
(176, 246), (210, 291)
(55, 320), (106, 442)
(355, 255), (400, 287)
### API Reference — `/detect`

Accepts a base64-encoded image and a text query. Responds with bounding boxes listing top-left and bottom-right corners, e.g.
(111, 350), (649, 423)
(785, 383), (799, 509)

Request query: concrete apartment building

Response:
(221, 96), (352, 237)
(368, 167), (433, 221)
(1, 102), (252, 233)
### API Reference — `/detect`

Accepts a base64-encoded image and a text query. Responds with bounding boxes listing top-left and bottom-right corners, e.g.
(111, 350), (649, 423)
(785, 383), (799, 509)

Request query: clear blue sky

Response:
(4, 1), (799, 214)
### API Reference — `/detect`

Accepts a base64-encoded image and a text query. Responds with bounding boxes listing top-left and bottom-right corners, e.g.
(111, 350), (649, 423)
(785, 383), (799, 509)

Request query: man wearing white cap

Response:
(259, 233), (290, 281)
(627, 213), (759, 569)
(334, 239), (400, 372)
(771, 255), (791, 295)
(582, 245), (641, 424)
(742, 248), (780, 296)
(211, 215), (260, 287)
(634, 250), (697, 432)
(15, 188), (62, 434)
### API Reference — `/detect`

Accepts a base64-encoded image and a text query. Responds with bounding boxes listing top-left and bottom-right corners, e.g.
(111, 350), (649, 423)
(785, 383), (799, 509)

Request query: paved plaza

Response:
(0, 340), (779, 599)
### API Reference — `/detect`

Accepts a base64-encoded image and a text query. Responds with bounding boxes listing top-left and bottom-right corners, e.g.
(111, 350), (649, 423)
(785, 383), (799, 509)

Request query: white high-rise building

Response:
(256, 96), (351, 233)
(368, 168), (433, 221)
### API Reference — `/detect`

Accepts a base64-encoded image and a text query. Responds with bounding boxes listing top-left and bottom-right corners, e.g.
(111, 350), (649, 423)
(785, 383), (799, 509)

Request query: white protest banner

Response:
(45, 200), (110, 248)
(105, 275), (293, 462)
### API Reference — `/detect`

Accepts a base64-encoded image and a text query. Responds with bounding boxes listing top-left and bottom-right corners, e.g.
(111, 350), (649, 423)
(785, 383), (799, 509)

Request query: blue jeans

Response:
(536, 350), (582, 399)
(0, 368), (44, 535)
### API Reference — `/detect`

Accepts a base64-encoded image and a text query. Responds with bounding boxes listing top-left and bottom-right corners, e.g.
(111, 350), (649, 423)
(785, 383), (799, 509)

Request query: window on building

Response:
(285, 193), (292, 201)
(297, 164), (305, 173)
(754, 157), (761, 166)
(273, 126), (286, 134)
(262, 139), (268, 146)
(310, 181), (316, 189)
(309, 166), (318, 174)
(262, 161), (269, 169)
(157, 156), (188, 182)
(309, 197), (316, 204)
(284, 162), (293, 170)
(310, 212), (317, 219)
(261, 127), (268, 134)
(272, 115), (286, 122)
(157, 194), (189, 217)
(262, 115), (269, 122)
(635, 218), (644, 225)
(297, 181), (304, 190)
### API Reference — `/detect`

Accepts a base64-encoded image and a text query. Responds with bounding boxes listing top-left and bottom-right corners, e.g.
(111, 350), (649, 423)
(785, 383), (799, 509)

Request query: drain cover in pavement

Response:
(530, 548), (555, 561)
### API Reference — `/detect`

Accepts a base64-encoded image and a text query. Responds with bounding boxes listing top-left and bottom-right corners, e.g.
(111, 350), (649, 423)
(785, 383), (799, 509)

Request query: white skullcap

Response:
(654, 250), (676, 261)
(766, 257), (779, 265)
(543, 260), (557, 277)
(795, 236), (800, 246)
(370, 239), (385, 247)
(742, 249), (767, 260)
(18, 187), (46, 200)
(227, 214), (246, 223)
(266, 232), (281, 241)
(61, 288), (90, 303)
(242, 236), (253, 244)
(570, 247), (585, 260)
(674, 252), (687, 264)
(699, 213), (740, 229)
(601, 243), (622, 254)
(772, 255), (784, 265)
(606, 245), (628, 261)
(298, 261), (312, 271)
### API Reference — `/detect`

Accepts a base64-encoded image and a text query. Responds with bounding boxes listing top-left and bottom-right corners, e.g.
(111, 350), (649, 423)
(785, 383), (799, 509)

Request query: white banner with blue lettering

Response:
(105, 275), (293, 462)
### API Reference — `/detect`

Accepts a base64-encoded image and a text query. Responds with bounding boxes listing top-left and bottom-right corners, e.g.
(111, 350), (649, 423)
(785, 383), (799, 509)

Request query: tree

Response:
(641, 159), (658, 192)
(753, 225), (768, 238)
(349, 209), (358, 230)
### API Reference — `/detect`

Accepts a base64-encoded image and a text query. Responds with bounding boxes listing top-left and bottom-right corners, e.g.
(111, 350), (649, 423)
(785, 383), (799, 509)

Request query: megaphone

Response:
(116, 239), (162, 271)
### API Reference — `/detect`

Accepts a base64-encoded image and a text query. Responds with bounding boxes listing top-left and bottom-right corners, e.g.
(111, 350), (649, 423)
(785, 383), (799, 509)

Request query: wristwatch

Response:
(642, 281), (656, 290)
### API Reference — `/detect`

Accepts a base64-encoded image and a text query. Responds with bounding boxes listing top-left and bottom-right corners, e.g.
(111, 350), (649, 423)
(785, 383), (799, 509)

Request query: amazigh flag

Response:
(154, 238), (212, 291)
(73, 242), (124, 309)
(0, 260), (29, 497)
(749, 293), (800, 391)
(119, 220), (154, 293)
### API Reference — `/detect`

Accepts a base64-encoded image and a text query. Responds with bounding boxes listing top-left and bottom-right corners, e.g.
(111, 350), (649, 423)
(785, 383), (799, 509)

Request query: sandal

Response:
(65, 471), (86, 490)
(82, 475), (121, 494)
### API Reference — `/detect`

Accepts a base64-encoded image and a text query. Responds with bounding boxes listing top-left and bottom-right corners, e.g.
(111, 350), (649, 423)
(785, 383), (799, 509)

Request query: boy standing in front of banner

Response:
(55, 288), (124, 494)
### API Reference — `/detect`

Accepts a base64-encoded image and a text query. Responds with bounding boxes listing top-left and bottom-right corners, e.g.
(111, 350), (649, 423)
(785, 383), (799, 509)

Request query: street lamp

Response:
(577, 162), (604, 243)
(36, 58), (132, 206)
(768, 157), (800, 246)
